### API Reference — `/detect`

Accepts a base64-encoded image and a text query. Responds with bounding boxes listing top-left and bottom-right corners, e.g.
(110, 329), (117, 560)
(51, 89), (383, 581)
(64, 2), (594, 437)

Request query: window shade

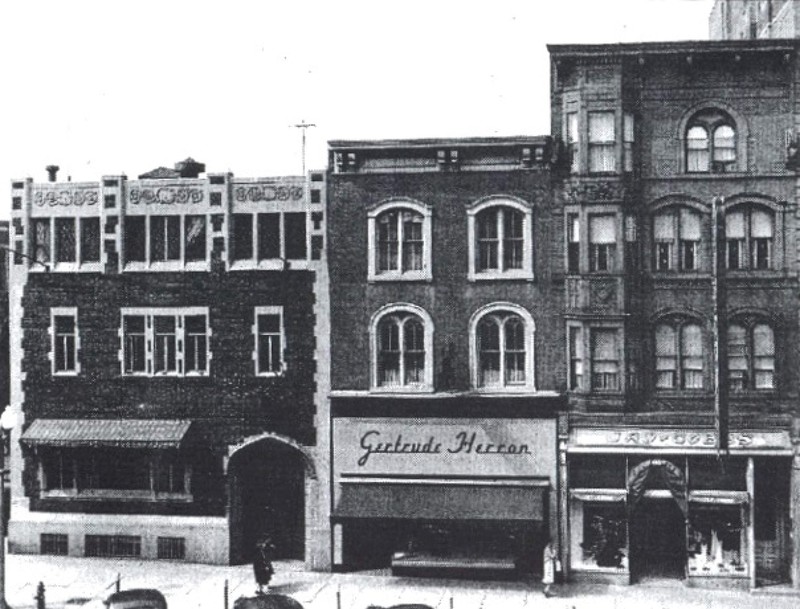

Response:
(591, 329), (617, 360)
(680, 210), (701, 240)
(590, 215), (616, 244)
(589, 112), (615, 142)
(750, 209), (773, 238)
(654, 214), (675, 240)
(753, 324), (774, 356)
(725, 211), (746, 239)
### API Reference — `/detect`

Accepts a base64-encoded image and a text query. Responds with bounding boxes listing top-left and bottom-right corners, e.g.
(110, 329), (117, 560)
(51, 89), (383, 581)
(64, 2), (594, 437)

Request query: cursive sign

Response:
(34, 189), (99, 207)
(129, 187), (204, 205)
(358, 430), (530, 466)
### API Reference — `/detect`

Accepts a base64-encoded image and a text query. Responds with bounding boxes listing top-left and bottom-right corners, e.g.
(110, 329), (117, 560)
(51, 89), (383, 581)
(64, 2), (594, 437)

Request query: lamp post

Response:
(0, 405), (15, 609)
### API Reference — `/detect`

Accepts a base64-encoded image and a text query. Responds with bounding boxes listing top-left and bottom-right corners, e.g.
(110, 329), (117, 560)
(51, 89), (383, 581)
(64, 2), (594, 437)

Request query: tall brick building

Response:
(6, 162), (330, 566)
(549, 39), (800, 589)
(710, 0), (800, 40)
(326, 138), (565, 577)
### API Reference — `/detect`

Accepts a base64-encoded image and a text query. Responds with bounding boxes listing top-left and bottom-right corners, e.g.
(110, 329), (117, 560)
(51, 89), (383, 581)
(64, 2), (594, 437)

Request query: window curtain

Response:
(590, 215), (616, 244)
(750, 209), (773, 238)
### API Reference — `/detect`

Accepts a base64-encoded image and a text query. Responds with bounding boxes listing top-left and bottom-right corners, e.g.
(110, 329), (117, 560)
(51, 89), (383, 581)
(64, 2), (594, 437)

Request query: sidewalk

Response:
(6, 554), (800, 609)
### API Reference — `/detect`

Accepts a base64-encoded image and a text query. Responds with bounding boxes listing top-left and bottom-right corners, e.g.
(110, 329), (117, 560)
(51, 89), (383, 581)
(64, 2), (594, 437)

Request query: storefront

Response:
(565, 426), (793, 589)
(331, 416), (558, 578)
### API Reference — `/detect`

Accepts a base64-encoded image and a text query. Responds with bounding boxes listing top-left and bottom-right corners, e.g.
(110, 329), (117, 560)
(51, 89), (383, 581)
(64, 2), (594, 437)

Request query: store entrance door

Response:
(630, 499), (686, 582)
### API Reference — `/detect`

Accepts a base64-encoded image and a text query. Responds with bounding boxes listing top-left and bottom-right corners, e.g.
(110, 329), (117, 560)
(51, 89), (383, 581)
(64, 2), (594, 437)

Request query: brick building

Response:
(6, 161), (330, 566)
(549, 39), (800, 589)
(326, 138), (565, 577)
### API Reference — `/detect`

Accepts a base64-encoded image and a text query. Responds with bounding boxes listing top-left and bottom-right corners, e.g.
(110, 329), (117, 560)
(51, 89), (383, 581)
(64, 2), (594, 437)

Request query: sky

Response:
(0, 0), (716, 218)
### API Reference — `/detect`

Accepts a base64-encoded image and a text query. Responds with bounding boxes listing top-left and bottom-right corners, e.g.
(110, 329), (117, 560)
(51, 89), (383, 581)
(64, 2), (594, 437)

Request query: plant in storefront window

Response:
(582, 513), (627, 568)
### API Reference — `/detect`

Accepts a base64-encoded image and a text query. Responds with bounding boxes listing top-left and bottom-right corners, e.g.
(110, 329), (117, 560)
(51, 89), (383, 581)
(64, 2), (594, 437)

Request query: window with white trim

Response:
(685, 109), (737, 173)
(121, 308), (210, 376)
(254, 306), (284, 375)
(589, 214), (617, 273)
(371, 304), (434, 391)
(566, 112), (579, 174)
(590, 328), (620, 392)
(467, 199), (534, 281)
(368, 200), (432, 281)
(623, 113), (635, 173)
(470, 303), (535, 391)
(50, 308), (79, 375)
(569, 325), (583, 390)
(124, 214), (208, 268)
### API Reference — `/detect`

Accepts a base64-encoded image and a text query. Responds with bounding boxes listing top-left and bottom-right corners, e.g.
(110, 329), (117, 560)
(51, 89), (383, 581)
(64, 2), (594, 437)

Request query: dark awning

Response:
(20, 419), (192, 449)
(334, 482), (546, 521)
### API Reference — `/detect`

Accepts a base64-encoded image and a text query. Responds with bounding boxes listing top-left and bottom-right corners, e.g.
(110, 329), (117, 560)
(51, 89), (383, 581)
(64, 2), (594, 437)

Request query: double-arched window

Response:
(371, 304), (433, 391)
(725, 205), (774, 271)
(367, 199), (432, 281)
(653, 207), (703, 272)
(685, 109), (737, 173)
(467, 198), (534, 280)
(727, 321), (775, 391)
(470, 303), (535, 390)
(654, 320), (705, 390)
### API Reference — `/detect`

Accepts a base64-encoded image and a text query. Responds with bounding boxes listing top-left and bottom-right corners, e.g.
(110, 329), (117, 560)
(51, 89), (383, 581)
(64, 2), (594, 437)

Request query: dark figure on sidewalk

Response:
(253, 537), (276, 595)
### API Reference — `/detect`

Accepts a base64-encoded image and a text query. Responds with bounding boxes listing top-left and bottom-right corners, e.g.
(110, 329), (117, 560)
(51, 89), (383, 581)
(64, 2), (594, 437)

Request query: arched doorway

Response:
(228, 435), (313, 564)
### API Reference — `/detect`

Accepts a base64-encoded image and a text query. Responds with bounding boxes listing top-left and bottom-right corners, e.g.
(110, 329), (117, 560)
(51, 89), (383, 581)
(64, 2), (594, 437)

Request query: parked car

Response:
(104, 589), (167, 609)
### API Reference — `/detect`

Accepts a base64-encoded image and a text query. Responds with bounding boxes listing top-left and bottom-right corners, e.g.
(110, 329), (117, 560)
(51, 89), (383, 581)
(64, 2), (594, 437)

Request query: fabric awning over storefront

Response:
(20, 419), (192, 449)
(334, 482), (546, 521)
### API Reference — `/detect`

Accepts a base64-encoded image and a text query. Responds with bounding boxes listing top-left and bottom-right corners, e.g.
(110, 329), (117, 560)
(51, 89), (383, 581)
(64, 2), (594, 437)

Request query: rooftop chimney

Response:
(46, 165), (60, 182)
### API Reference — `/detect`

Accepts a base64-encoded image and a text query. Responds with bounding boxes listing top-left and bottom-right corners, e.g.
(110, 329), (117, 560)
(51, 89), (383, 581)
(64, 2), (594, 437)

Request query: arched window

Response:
(371, 304), (433, 391)
(467, 198), (534, 280)
(685, 109), (737, 173)
(655, 320), (704, 390)
(727, 321), (775, 391)
(725, 205), (774, 270)
(653, 207), (703, 272)
(368, 200), (432, 281)
(470, 304), (535, 390)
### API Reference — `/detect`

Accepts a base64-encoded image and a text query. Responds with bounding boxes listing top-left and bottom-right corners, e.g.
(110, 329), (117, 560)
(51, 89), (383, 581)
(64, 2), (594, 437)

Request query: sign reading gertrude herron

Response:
(333, 418), (557, 477)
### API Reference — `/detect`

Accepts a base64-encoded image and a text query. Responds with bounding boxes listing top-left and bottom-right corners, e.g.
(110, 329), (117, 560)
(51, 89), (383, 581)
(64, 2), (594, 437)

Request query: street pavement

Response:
(6, 554), (799, 609)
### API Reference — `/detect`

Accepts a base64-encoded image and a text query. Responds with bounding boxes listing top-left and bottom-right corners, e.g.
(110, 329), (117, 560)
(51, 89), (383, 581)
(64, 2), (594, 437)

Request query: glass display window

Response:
(687, 504), (748, 577)
(571, 501), (628, 571)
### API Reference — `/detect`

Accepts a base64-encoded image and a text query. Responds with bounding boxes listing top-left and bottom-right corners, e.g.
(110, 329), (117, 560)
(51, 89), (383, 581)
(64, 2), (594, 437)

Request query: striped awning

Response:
(20, 419), (192, 449)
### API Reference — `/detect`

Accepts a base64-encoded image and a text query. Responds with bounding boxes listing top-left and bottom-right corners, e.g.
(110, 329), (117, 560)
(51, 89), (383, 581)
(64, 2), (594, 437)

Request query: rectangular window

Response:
(655, 325), (677, 389)
(232, 213), (254, 261)
(726, 211), (746, 270)
(623, 113), (634, 172)
(591, 329), (619, 391)
(55, 217), (76, 263)
(654, 214), (675, 271)
(80, 217), (101, 263)
(257, 213), (281, 260)
(40, 534), (69, 556)
(680, 210), (701, 271)
(155, 452), (186, 494)
(588, 112), (616, 173)
(750, 209), (773, 270)
(579, 503), (627, 569)
(32, 218), (51, 265)
(284, 212), (307, 260)
(150, 216), (181, 262)
(589, 215), (616, 272)
(567, 214), (580, 273)
(569, 326), (583, 390)
(52, 311), (78, 374)
(255, 307), (284, 375)
(42, 450), (76, 491)
(566, 112), (579, 174)
(124, 217), (146, 263)
(157, 537), (186, 560)
(184, 215), (207, 262)
(122, 309), (209, 376)
(85, 535), (141, 558)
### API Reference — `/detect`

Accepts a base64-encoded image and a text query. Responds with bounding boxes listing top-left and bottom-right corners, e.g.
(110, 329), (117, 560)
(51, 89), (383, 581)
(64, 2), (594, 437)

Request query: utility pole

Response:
(292, 120), (316, 176)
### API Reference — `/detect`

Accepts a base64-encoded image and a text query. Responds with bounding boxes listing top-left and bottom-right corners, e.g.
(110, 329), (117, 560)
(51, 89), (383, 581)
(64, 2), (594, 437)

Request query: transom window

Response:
(686, 109), (737, 173)
(468, 199), (534, 280)
(470, 304), (535, 390)
(368, 200), (432, 281)
(727, 321), (775, 391)
(725, 206), (774, 271)
(653, 208), (703, 272)
(371, 304), (433, 391)
(121, 308), (209, 376)
(655, 321), (704, 390)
